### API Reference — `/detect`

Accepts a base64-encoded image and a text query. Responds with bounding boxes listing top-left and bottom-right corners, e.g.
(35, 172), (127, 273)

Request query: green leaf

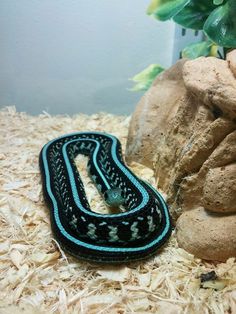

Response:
(204, 0), (236, 47)
(147, 0), (190, 21)
(129, 81), (153, 92)
(130, 64), (165, 92)
(210, 44), (219, 57)
(131, 64), (165, 82)
(173, 0), (217, 30)
(213, 0), (224, 5)
(147, 0), (159, 15)
(181, 41), (217, 59)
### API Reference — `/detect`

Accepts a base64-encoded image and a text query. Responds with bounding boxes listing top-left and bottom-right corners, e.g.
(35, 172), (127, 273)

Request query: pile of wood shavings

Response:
(0, 106), (235, 314)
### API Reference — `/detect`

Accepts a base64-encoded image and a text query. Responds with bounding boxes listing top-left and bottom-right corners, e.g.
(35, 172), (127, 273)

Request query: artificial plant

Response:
(131, 0), (236, 91)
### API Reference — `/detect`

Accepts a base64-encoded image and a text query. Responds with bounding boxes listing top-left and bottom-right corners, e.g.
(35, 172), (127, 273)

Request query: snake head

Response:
(103, 188), (125, 208)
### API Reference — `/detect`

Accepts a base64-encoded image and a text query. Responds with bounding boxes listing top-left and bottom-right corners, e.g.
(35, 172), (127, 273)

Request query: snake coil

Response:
(39, 132), (172, 263)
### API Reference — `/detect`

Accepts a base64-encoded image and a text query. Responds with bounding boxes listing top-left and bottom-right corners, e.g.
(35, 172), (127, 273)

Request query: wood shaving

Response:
(97, 266), (131, 282)
(0, 106), (235, 313)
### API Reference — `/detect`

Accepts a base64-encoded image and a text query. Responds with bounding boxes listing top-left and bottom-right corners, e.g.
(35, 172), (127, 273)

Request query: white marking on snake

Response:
(122, 221), (129, 225)
(92, 175), (97, 182)
(99, 221), (107, 226)
(147, 216), (156, 232)
(156, 207), (162, 218)
(137, 216), (144, 221)
(130, 221), (140, 240)
(69, 215), (78, 229)
(87, 223), (97, 239)
(108, 226), (119, 242)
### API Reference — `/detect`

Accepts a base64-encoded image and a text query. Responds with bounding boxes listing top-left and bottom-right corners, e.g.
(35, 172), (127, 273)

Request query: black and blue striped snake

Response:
(39, 132), (172, 263)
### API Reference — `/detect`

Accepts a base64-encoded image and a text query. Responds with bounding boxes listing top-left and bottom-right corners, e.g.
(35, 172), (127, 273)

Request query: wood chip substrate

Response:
(0, 107), (236, 313)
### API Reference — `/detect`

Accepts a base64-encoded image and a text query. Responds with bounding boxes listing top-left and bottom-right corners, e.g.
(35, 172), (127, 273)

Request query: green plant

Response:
(131, 0), (236, 91)
(129, 64), (165, 91)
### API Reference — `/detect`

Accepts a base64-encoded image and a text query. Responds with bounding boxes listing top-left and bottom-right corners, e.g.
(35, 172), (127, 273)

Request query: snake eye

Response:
(103, 190), (109, 201)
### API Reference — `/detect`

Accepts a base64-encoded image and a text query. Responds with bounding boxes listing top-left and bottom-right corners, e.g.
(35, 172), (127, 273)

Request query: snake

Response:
(39, 132), (172, 263)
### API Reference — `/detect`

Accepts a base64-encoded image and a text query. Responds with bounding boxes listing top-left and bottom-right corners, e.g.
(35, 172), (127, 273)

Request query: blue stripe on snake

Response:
(39, 132), (172, 263)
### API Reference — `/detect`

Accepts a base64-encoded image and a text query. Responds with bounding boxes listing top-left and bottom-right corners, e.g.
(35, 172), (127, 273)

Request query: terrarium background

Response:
(0, 0), (201, 115)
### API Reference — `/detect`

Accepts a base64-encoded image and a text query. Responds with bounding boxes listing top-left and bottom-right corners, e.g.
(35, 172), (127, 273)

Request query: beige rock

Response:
(176, 207), (236, 262)
(126, 57), (236, 217)
(202, 164), (236, 213)
(175, 118), (235, 175)
(126, 56), (236, 261)
(202, 130), (236, 170)
(154, 96), (213, 191)
(170, 126), (236, 213)
(227, 49), (236, 78)
(125, 59), (187, 169)
(183, 57), (236, 119)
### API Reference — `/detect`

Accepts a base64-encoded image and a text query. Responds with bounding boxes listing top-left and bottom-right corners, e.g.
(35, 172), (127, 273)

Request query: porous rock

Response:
(171, 128), (236, 213)
(176, 207), (236, 262)
(227, 49), (236, 78)
(202, 163), (236, 213)
(125, 59), (187, 169)
(126, 55), (236, 261)
(183, 57), (236, 119)
(126, 56), (236, 215)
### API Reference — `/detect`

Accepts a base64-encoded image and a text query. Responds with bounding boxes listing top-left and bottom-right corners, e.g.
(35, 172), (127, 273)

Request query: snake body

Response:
(39, 132), (172, 263)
